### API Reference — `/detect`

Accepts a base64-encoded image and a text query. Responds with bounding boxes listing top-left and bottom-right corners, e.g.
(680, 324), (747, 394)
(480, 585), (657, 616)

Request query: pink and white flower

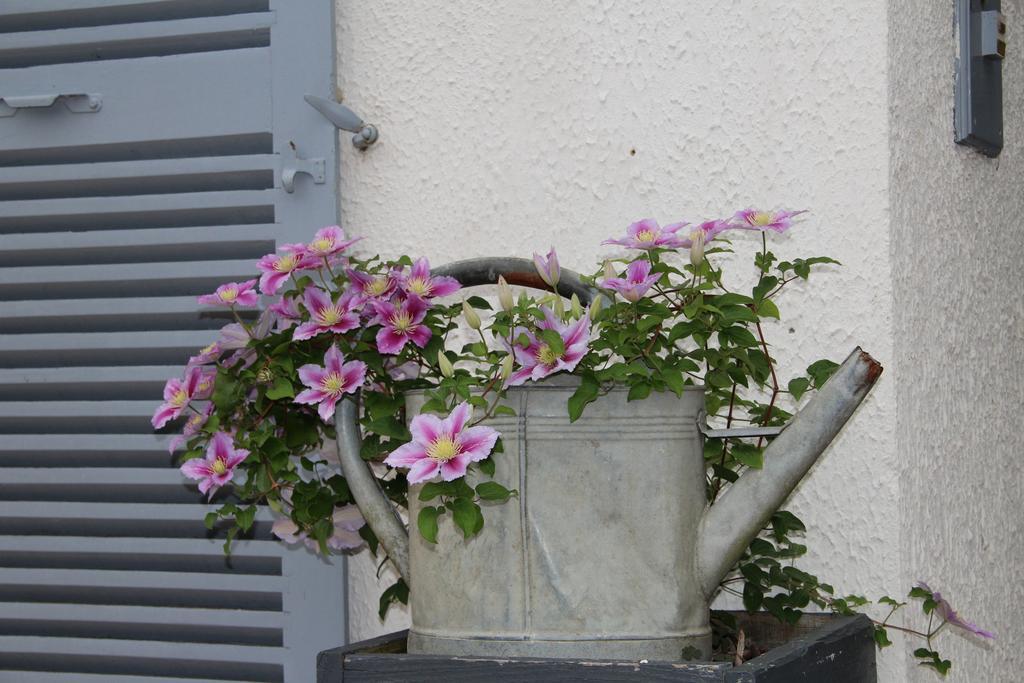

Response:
(603, 219), (690, 250)
(600, 259), (661, 302)
(152, 366), (212, 429)
(532, 248), (560, 288)
(256, 244), (315, 295)
(273, 505), (365, 553)
(305, 225), (361, 260)
(346, 267), (399, 301)
(372, 296), (432, 354)
(505, 307), (590, 386)
(293, 344), (367, 422)
(179, 431), (250, 498)
(398, 258), (461, 300)
(733, 209), (807, 233)
(385, 402), (499, 484)
(269, 296), (302, 331)
(915, 582), (995, 639)
(168, 403), (214, 454)
(186, 342), (221, 368)
(293, 287), (362, 341)
(197, 279), (259, 307)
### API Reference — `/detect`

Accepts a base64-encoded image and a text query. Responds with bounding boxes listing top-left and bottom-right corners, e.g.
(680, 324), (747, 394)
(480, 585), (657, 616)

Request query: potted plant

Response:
(156, 214), (992, 675)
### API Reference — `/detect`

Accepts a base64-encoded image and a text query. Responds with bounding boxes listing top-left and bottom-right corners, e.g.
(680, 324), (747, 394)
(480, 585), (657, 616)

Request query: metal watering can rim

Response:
(332, 256), (884, 600)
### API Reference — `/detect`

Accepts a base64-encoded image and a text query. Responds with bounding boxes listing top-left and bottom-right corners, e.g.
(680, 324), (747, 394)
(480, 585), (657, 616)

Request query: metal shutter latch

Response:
(0, 93), (102, 117)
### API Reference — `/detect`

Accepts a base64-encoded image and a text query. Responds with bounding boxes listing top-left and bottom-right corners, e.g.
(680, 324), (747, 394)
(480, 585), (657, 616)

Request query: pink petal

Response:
(323, 345), (344, 375)
(151, 403), (180, 430)
(234, 291), (260, 307)
(180, 459), (213, 480)
(458, 425), (499, 461)
(429, 276), (461, 297)
(406, 325), (432, 349)
(410, 413), (443, 445)
(259, 270), (289, 296)
(303, 287), (331, 316)
(439, 454), (471, 481)
(327, 313), (361, 334)
(444, 402), (472, 434)
(294, 388), (328, 405)
(410, 257), (430, 281)
(298, 363), (327, 388)
(385, 441), (429, 467)
(407, 458), (442, 484)
(339, 360), (367, 392)
(208, 432), (233, 460)
(317, 395), (340, 422)
(376, 328), (408, 354)
(292, 321), (324, 341)
(506, 366), (535, 387)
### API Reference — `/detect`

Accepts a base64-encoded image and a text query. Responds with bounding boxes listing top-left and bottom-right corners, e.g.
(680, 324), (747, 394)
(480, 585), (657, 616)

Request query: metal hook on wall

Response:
(304, 95), (379, 150)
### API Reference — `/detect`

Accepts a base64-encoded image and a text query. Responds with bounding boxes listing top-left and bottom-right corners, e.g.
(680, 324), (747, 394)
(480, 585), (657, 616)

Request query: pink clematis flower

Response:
(600, 259), (660, 302)
(273, 505), (365, 553)
(346, 267), (400, 301)
(293, 287), (362, 341)
(256, 244), (315, 295)
(197, 279), (260, 307)
(916, 582), (995, 639)
(179, 431), (250, 499)
(152, 366), (212, 429)
(186, 342), (221, 368)
(293, 344), (367, 422)
(532, 248), (560, 288)
(505, 307), (590, 386)
(385, 402), (499, 484)
(372, 296), (432, 354)
(733, 209), (807, 233)
(168, 403), (214, 454)
(398, 258), (461, 300)
(603, 219), (690, 250)
(269, 295), (302, 331)
(305, 225), (361, 261)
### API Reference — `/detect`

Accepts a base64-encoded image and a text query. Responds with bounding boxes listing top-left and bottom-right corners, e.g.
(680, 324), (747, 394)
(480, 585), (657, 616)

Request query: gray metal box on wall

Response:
(0, 1), (347, 681)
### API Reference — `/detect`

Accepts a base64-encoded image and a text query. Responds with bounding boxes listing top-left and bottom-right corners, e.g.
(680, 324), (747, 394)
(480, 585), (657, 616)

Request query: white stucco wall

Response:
(334, 1), (909, 678)
(891, 2), (1024, 681)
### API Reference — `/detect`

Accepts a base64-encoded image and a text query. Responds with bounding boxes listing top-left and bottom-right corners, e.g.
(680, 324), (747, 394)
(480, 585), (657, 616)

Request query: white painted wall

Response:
(891, 2), (1024, 681)
(333, 1), (1017, 679)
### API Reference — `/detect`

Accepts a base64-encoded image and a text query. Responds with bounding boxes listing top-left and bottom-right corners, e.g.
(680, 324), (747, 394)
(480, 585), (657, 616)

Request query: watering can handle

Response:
(696, 410), (786, 439)
(334, 257), (601, 583)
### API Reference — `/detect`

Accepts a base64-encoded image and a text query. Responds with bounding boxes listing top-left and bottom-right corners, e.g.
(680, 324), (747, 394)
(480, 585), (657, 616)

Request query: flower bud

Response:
(688, 228), (706, 268)
(589, 295), (604, 321)
(256, 367), (274, 384)
(553, 295), (566, 318)
(437, 350), (454, 378)
(497, 275), (514, 312)
(570, 293), (583, 318)
(603, 260), (617, 280)
(462, 300), (482, 330)
(500, 353), (514, 381)
(533, 248), (560, 288)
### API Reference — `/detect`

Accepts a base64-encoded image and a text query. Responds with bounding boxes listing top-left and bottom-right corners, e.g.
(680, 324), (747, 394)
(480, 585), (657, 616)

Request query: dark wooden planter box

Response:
(317, 612), (876, 682)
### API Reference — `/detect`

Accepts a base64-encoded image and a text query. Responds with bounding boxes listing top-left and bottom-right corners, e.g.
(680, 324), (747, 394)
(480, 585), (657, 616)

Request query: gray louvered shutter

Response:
(0, 2), (348, 681)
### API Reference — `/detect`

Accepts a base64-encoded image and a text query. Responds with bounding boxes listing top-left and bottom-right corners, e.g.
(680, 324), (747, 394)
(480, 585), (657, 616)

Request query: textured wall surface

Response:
(334, 1), (902, 678)
(891, 1), (1023, 681)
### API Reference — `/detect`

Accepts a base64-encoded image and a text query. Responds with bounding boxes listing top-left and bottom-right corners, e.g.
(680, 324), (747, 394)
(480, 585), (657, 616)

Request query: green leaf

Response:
(757, 299), (780, 319)
(203, 511), (219, 530)
(807, 359), (840, 388)
(265, 377), (294, 400)
(873, 626), (892, 648)
(466, 295), (492, 310)
(752, 276), (778, 302)
(418, 482), (451, 501)
(478, 457), (496, 477)
(378, 578), (410, 620)
(235, 505), (257, 532)
(476, 481), (512, 501)
(627, 382), (651, 402)
(787, 377), (810, 400)
(567, 373), (600, 422)
(732, 443), (764, 469)
(538, 328), (565, 357)
(719, 305), (758, 324)
(743, 582), (764, 612)
(417, 506), (441, 544)
(451, 498), (484, 539)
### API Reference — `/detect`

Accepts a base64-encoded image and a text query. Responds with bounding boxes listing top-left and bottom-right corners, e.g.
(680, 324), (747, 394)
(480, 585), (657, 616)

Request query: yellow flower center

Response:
(311, 238), (333, 253)
(321, 372), (347, 396)
(171, 388), (189, 407)
(636, 229), (657, 243)
(318, 305), (344, 325)
(367, 277), (391, 296)
(406, 277), (432, 297)
(218, 288), (238, 303)
(211, 459), (228, 475)
(391, 311), (414, 332)
(750, 212), (774, 226)
(275, 254), (298, 272)
(201, 343), (216, 355)
(537, 343), (560, 365)
(427, 435), (460, 462)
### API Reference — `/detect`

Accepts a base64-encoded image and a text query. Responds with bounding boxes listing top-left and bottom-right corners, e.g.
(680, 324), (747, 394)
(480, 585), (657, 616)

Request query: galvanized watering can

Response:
(335, 257), (882, 661)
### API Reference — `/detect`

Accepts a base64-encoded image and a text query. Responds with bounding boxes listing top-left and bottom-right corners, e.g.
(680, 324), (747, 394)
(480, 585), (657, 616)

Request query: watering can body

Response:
(406, 379), (710, 659)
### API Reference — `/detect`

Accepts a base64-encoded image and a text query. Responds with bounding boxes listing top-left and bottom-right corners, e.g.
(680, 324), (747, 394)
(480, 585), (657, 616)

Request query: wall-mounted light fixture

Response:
(955, 0), (1007, 157)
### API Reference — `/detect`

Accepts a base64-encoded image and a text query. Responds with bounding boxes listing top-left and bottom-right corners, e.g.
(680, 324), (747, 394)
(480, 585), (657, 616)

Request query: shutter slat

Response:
(0, 367), (181, 400)
(0, 535), (285, 557)
(0, 603), (284, 627)
(0, 298), (241, 334)
(0, 502), (272, 521)
(0, 13), (273, 68)
(0, 0), (268, 23)
(0, 672), (232, 683)
(0, 568), (281, 592)
(0, 330), (213, 368)
(0, 190), (276, 233)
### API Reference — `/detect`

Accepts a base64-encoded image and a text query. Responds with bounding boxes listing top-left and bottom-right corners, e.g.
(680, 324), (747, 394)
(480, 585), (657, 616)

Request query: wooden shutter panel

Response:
(0, 2), (347, 681)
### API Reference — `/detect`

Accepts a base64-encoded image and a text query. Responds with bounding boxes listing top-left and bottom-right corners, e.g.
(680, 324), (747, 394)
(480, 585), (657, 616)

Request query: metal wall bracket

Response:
(955, 0), (1005, 157)
(0, 93), (102, 118)
(281, 142), (325, 194)
(696, 410), (786, 439)
(304, 95), (379, 150)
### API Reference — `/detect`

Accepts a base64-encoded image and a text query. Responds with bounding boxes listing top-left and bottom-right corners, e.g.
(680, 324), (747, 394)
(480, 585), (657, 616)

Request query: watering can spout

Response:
(696, 347), (883, 598)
